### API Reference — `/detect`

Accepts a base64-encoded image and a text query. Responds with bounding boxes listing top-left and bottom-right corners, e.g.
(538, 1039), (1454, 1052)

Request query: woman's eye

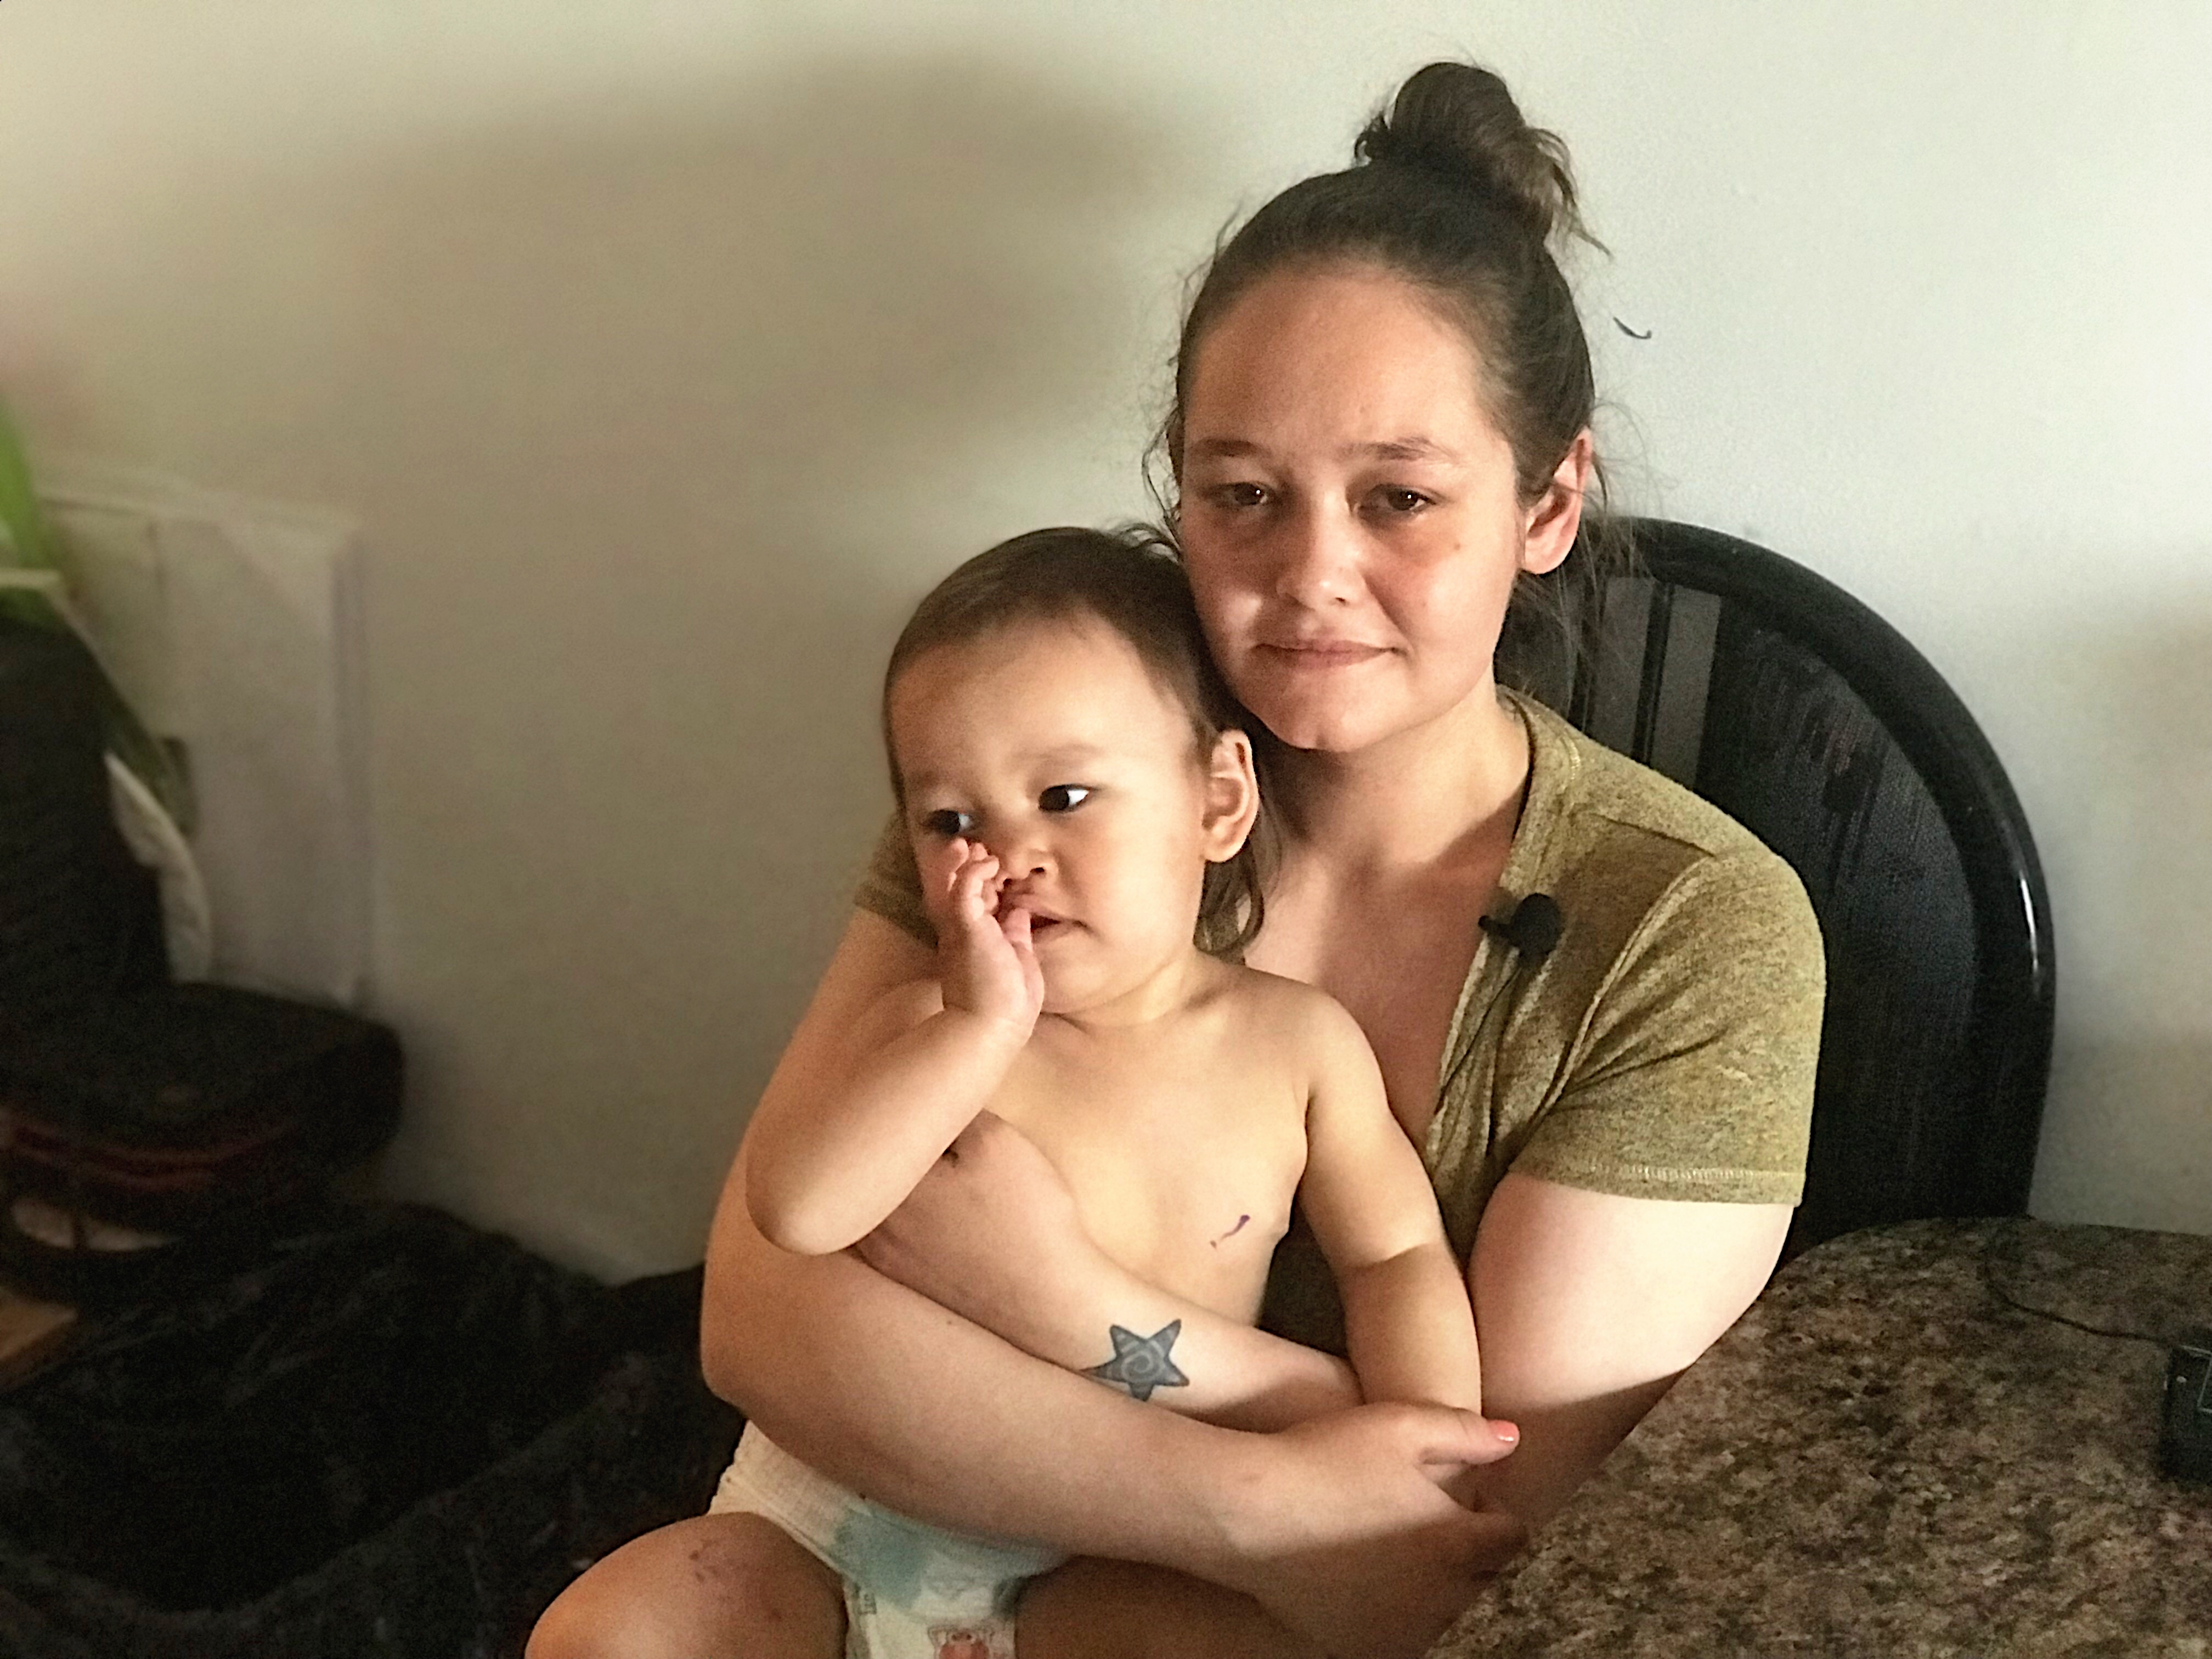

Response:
(1208, 482), (1272, 510)
(921, 809), (974, 838)
(1039, 785), (1091, 813)
(1372, 487), (1432, 515)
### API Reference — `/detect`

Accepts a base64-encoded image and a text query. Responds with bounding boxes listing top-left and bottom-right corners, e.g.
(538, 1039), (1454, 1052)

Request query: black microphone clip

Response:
(1479, 893), (1564, 963)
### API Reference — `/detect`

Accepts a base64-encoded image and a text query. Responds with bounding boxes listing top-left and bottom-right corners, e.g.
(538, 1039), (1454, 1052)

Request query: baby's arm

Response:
(743, 838), (1041, 1256)
(1297, 995), (1483, 1413)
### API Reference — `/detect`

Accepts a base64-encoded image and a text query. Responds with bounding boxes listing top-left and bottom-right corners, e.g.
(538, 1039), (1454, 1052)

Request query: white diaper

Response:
(709, 1423), (1065, 1659)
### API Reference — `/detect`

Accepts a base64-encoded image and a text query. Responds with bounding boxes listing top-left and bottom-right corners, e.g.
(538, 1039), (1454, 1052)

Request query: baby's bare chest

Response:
(990, 1046), (1309, 1321)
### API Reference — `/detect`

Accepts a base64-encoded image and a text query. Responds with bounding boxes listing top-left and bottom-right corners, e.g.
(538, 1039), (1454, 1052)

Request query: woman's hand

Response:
(929, 838), (1044, 1035)
(1024, 1403), (1526, 1659)
(1211, 1404), (1526, 1659)
(855, 1109), (1093, 1360)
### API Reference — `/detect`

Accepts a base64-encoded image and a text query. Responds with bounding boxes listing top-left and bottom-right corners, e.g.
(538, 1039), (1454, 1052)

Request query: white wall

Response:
(3, 2), (2205, 1273)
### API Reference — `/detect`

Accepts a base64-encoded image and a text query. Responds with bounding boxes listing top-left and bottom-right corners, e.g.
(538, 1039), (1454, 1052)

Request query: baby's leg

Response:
(527, 1511), (845, 1659)
(1016, 1557), (1323, 1659)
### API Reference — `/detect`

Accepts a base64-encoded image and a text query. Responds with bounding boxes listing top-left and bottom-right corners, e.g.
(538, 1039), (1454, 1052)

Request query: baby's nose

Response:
(985, 831), (1050, 880)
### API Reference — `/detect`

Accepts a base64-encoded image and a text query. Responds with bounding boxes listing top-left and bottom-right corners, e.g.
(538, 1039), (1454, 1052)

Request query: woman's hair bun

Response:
(1354, 62), (1593, 249)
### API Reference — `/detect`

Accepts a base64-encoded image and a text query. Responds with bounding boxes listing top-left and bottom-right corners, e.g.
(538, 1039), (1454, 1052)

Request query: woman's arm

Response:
(703, 910), (1524, 1659)
(1456, 847), (1820, 1529)
(1464, 1175), (1790, 1530)
(856, 1109), (1362, 1432)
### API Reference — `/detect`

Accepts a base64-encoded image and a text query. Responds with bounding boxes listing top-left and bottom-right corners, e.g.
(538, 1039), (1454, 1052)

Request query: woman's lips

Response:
(1257, 639), (1390, 667)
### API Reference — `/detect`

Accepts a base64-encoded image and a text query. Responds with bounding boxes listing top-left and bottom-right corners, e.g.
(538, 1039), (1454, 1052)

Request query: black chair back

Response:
(1543, 519), (2055, 1258)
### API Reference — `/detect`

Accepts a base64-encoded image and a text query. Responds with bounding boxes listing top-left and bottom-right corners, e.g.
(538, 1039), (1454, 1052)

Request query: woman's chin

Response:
(1235, 668), (1413, 754)
(1246, 702), (1389, 755)
(1244, 675), (1498, 758)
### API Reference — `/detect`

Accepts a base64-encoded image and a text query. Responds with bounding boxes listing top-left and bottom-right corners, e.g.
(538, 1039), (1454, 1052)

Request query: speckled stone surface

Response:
(1438, 1220), (2212, 1658)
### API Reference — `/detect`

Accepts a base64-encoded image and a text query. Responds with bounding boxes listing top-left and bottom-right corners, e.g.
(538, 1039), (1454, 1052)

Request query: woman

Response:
(534, 59), (1821, 1659)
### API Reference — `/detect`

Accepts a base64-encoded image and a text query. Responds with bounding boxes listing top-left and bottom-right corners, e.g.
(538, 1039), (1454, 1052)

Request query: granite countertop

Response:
(1439, 1218), (2212, 1658)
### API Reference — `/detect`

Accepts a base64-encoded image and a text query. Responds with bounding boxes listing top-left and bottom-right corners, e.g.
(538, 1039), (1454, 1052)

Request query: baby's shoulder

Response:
(1207, 963), (1370, 1070)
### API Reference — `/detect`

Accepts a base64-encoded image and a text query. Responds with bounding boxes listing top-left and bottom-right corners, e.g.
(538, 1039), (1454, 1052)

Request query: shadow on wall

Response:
(2038, 1035), (2212, 1233)
(70, 52), (1192, 1271)
(2024, 607), (2212, 1235)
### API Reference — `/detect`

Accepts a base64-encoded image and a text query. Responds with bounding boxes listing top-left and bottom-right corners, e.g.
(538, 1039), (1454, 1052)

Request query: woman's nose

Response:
(1271, 500), (1361, 607)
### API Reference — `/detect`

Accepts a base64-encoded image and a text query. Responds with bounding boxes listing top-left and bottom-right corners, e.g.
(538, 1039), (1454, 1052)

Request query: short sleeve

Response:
(854, 812), (936, 946)
(1510, 847), (1825, 1205)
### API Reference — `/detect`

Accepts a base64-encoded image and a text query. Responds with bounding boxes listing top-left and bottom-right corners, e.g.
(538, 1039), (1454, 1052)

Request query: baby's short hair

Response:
(882, 524), (1270, 958)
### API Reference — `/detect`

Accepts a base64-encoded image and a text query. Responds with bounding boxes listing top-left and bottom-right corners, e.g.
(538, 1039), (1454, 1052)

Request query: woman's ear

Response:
(1200, 729), (1261, 862)
(1520, 429), (1594, 577)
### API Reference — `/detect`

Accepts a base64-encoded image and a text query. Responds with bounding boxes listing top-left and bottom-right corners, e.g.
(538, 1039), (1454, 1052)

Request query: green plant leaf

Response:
(0, 397), (197, 832)
(0, 581), (70, 635)
(0, 396), (60, 571)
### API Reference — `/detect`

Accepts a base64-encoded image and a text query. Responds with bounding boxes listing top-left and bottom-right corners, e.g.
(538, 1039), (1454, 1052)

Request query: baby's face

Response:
(889, 618), (1242, 1016)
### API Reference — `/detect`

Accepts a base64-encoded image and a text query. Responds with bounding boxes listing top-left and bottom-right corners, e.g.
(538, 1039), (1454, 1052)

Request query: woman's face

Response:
(1175, 262), (1580, 755)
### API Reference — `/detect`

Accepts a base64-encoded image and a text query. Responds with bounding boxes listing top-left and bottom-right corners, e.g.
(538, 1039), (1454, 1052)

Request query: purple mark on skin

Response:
(1210, 1215), (1251, 1248)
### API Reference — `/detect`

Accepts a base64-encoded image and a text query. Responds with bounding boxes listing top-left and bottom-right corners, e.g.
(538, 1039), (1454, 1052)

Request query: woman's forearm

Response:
(971, 1247), (1361, 1432)
(706, 1161), (1254, 1569)
(846, 1113), (1359, 1431)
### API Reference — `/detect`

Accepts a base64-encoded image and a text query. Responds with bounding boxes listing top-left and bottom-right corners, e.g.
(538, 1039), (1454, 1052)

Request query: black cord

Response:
(1979, 1217), (2169, 1346)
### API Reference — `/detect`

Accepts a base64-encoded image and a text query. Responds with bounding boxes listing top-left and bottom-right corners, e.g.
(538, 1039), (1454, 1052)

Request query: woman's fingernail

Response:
(1491, 1420), (1519, 1445)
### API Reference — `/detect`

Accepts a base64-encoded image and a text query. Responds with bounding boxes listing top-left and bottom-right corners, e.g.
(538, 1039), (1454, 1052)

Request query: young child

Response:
(724, 526), (1482, 1659)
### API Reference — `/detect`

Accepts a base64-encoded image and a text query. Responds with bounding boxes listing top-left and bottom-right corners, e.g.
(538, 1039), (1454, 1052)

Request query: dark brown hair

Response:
(1156, 61), (1633, 695)
(883, 525), (1272, 958)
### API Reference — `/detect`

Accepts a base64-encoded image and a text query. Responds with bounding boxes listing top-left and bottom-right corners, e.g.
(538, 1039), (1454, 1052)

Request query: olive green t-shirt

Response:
(852, 691), (1824, 1351)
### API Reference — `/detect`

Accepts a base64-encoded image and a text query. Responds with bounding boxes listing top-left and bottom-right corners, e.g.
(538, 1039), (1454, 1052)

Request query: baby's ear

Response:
(1200, 729), (1261, 862)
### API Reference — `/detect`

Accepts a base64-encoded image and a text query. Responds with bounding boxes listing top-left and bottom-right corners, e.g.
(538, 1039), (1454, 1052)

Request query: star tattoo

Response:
(1084, 1321), (1188, 1402)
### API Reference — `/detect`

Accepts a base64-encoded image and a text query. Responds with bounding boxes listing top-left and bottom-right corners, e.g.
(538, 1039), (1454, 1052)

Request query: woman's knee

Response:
(1016, 1556), (1321, 1659)
(526, 1514), (843, 1659)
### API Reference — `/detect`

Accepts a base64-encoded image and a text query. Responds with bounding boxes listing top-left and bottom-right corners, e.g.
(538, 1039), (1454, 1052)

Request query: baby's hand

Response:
(934, 839), (1045, 1036)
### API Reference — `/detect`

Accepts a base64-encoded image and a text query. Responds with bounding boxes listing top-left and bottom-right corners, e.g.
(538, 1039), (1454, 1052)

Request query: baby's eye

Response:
(1039, 785), (1091, 813)
(921, 808), (974, 838)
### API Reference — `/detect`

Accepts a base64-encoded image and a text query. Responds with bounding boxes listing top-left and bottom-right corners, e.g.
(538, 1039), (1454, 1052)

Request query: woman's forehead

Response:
(1182, 264), (1498, 447)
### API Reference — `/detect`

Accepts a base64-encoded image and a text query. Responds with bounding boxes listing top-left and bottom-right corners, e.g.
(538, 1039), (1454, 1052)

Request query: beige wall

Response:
(3, 2), (2205, 1272)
